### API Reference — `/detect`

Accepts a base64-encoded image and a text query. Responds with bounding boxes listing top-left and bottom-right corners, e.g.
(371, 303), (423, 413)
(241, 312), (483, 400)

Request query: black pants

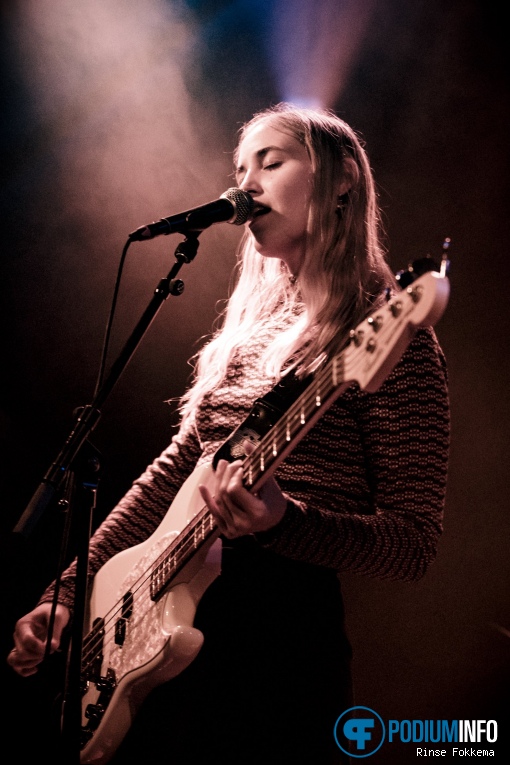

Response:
(109, 540), (353, 765)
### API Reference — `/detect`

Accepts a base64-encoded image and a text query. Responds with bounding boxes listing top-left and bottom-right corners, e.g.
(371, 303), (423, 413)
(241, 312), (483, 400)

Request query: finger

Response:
(222, 466), (255, 514)
(51, 609), (70, 647)
(213, 458), (232, 484)
(12, 628), (43, 657)
(198, 482), (214, 507)
(7, 649), (41, 676)
(198, 483), (234, 535)
(10, 631), (48, 668)
(243, 439), (257, 455)
(212, 461), (247, 509)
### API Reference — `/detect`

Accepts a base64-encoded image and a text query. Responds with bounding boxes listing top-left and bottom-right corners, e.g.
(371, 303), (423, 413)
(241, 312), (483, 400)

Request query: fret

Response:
(240, 352), (345, 490)
(150, 508), (217, 601)
(80, 269), (450, 764)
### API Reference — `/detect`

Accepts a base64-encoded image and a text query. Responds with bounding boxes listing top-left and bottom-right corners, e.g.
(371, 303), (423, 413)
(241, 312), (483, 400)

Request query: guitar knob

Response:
(96, 673), (116, 692)
(85, 702), (105, 728)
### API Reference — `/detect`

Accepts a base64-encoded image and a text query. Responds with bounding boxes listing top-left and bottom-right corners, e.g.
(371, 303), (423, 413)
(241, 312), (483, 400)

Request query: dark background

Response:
(1, 0), (508, 761)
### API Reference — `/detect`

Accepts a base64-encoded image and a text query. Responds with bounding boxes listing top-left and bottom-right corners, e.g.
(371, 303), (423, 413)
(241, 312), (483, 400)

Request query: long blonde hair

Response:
(179, 102), (395, 421)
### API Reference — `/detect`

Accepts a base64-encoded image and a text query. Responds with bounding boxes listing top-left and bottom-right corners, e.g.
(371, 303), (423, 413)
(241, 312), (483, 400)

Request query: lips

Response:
(251, 204), (271, 219)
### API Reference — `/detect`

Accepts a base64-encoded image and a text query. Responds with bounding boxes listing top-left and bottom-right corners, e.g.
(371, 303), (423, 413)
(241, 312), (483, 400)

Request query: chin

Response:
(250, 236), (301, 271)
(251, 239), (279, 260)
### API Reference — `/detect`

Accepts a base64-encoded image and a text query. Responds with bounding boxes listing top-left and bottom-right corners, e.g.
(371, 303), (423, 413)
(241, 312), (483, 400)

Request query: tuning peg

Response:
(395, 238), (451, 288)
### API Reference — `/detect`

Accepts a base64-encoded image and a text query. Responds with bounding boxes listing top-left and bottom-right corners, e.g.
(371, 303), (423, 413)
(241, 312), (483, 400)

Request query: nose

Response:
(238, 168), (262, 195)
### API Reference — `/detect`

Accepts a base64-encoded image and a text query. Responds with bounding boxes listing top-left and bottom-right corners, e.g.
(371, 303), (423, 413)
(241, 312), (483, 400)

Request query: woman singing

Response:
(7, 103), (450, 764)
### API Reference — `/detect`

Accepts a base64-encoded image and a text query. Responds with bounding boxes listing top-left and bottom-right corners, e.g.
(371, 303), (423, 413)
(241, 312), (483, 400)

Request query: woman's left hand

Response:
(198, 446), (287, 538)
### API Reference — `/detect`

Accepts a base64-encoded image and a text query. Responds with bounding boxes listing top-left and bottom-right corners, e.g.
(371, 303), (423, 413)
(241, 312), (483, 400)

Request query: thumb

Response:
(243, 438), (258, 455)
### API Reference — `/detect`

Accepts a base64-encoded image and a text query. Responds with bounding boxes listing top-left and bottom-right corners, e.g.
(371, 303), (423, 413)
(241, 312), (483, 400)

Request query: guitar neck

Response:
(164, 269), (449, 586)
(240, 269), (450, 493)
(241, 357), (349, 493)
(151, 503), (218, 601)
(78, 266), (449, 765)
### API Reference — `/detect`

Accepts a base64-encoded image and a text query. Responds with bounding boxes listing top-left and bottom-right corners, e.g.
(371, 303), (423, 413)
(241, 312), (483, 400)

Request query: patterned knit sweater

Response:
(41, 321), (450, 610)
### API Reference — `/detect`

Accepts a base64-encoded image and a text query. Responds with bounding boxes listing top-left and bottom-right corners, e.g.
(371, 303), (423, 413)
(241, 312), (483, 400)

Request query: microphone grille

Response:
(222, 188), (254, 225)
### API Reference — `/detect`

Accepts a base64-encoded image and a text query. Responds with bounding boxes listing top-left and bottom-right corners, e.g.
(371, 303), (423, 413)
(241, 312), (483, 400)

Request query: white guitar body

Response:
(75, 266), (450, 764)
(80, 463), (221, 764)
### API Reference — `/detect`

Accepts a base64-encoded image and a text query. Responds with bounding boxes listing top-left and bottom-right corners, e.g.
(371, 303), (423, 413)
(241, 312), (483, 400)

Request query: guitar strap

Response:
(212, 368), (314, 468)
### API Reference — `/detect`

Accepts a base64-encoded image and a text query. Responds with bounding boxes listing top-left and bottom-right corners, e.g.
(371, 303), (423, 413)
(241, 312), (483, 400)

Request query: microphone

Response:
(129, 187), (254, 241)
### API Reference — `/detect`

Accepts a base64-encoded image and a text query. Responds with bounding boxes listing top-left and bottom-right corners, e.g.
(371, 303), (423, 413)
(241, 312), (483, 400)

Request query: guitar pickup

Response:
(115, 617), (127, 646)
(114, 590), (134, 644)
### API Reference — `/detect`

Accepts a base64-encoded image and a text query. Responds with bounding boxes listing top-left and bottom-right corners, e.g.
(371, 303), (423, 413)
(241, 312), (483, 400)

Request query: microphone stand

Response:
(12, 232), (201, 764)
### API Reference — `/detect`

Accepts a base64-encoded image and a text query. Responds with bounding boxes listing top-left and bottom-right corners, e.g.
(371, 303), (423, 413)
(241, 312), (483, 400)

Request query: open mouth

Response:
(251, 205), (271, 219)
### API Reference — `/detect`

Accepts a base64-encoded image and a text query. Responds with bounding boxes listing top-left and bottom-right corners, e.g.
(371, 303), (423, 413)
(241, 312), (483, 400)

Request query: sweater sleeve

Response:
(255, 327), (450, 581)
(39, 413), (204, 610)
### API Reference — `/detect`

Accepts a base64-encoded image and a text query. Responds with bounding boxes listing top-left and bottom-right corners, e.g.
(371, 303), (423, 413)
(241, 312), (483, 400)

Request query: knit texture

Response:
(41, 322), (450, 610)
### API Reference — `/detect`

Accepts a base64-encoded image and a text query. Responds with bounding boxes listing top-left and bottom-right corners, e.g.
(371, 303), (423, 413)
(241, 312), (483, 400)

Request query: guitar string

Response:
(81, 506), (216, 668)
(82, 324), (366, 670)
(81, 300), (398, 670)
(244, 369), (342, 487)
(81, 343), (346, 669)
(241, 299), (406, 486)
(82, 289), (419, 672)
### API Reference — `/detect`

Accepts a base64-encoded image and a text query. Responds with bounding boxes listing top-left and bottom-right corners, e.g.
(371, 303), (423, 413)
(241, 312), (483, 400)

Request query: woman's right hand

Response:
(6, 602), (71, 677)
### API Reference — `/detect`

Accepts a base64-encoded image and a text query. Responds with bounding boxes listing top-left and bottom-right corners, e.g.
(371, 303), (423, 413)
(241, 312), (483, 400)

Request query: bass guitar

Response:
(78, 263), (450, 763)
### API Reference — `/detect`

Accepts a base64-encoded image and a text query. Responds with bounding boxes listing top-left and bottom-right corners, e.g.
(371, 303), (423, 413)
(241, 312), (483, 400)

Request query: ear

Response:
(337, 156), (359, 196)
